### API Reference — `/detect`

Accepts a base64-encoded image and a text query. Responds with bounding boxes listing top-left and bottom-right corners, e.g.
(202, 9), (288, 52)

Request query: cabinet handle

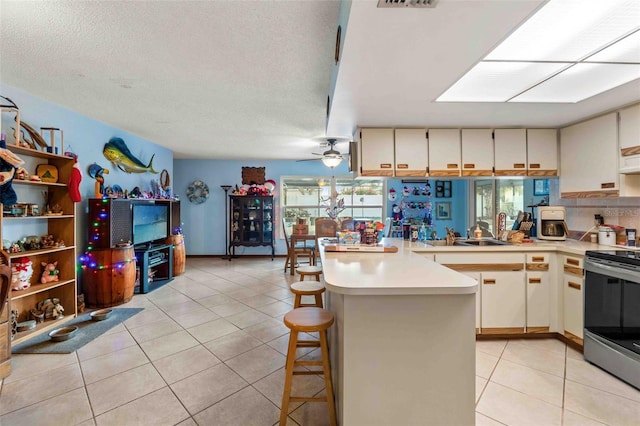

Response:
(568, 281), (581, 290)
(601, 182), (615, 189)
(531, 256), (545, 262)
(514, 163), (525, 169)
(464, 163), (476, 169)
(380, 163), (392, 169)
(483, 278), (496, 285)
(528, 277), (542, 284)
(529, 163), (541, 169)
(446, 163), (458, 169)
(566, 258), (579, 266)
(396, 164), (408, 169)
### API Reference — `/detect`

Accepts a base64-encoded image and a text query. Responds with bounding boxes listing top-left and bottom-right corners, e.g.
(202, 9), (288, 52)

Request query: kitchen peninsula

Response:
(320, 241), (478, 426)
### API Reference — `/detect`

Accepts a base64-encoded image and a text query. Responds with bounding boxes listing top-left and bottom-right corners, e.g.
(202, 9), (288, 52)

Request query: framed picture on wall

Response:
(436, 202), (451, 220)
(435, 180), (452, 198)
(533, 179), (549, 196)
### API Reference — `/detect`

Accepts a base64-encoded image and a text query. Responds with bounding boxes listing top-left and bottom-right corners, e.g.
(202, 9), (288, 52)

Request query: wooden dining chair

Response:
(339, 218), (355, 231)
(283, 219), (314, 274)
(314, 218), (338, 265)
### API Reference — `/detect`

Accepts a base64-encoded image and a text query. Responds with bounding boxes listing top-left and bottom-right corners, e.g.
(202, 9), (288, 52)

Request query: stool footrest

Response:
(296, 340), (320, 348)
(295, 360), (323, 367)
(293, 370), (324, 376)
(290, 397), (326, 403)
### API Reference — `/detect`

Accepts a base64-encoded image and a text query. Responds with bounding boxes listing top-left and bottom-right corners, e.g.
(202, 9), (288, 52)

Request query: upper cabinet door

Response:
(359, 128), (395, 176)
(428, 129), (461, 177)
(560, 113), (618, 196)
(527, 129), (558, 176)
(461, 129), (493, 176)
(494, 129), (527, 176)
(619, 104), (640, 173)
(395, 128), (428, 177)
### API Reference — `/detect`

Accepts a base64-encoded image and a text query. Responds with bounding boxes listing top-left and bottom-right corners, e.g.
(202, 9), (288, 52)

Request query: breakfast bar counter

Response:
(320, 239), (478, 426)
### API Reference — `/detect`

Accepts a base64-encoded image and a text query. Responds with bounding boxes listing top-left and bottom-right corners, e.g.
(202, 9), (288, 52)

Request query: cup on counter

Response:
(590, 234), (598, 243)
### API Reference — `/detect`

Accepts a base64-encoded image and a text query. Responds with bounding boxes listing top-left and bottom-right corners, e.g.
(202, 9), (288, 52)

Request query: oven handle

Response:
(585, 258), (640, 283)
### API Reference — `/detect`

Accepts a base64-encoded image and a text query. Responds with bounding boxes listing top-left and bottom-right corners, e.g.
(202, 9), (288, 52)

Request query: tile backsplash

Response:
(548, 180), (640, 244)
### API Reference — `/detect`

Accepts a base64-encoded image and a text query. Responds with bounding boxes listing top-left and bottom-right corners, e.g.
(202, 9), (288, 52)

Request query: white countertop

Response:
(319, 241), (478, 296)
(405, 238), (638, 256)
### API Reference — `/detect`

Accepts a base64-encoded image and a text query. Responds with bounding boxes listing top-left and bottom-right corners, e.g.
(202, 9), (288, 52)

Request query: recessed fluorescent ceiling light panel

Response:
(437, 0), (640, 103)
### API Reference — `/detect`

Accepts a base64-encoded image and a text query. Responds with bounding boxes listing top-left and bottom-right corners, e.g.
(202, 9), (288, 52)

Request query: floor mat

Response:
(11, 308), (143, 354)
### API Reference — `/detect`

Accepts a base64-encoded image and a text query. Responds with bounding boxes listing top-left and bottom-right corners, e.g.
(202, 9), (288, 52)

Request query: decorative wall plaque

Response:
(241, 167), (265, 185)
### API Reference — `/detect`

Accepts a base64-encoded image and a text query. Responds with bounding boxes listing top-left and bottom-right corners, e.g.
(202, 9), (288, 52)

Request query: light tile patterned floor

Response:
(1, 257), (639, 425)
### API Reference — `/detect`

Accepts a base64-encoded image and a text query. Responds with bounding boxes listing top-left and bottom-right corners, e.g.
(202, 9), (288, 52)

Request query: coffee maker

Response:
(537, 206), (567, 241)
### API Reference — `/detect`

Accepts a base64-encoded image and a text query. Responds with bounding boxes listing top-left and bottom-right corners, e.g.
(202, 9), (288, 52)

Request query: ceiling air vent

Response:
(377, 0), (438, 8)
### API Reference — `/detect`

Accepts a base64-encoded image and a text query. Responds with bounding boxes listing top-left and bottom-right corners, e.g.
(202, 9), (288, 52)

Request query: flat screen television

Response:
(132, 203), (168, 246)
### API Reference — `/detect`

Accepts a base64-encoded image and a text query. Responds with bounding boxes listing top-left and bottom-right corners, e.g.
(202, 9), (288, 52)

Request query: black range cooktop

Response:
(586, 250), (640, 267)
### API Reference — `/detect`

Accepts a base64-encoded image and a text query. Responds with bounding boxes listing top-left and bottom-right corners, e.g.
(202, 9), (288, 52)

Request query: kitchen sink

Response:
(454, 239), (509, 246)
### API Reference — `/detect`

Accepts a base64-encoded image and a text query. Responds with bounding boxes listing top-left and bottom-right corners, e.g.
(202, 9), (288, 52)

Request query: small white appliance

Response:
(537, 206), (567, 241)
(598, 226), (617, 246)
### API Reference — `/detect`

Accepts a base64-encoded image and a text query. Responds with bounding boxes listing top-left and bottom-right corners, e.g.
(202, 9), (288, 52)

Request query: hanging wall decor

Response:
(103, 137), (158, 174)
(186, 180), (209, 204)
(241, 167), (265, 185)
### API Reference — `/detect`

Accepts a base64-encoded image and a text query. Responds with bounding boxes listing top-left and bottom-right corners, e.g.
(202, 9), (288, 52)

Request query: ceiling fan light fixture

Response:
(322, 156), (343, 168)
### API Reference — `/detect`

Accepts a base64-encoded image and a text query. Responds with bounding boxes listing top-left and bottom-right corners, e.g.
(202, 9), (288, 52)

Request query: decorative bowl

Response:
(49, 326), (79, 341)
(90, 309), (113, 321)
(16, 320), (36, 332)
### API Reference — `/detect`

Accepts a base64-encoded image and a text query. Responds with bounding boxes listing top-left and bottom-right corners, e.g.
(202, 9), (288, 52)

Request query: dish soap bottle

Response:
(474, 224), (482, 239)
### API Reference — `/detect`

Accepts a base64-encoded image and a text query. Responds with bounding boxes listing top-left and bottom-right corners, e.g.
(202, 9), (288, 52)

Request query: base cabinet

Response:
(481, 271), (526, 330)
(526, 253), (551, 330)
(562, 254), (584, 341)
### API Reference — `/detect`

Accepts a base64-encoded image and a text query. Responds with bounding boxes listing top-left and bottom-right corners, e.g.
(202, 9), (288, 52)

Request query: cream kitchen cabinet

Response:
(358, 128), (395, 177)
(494, 129), (527, 176)
(394, 128), (428, 177)
(461, 129), (494, 176)
(525, 253), (551, 330)
(560, 113), (619, 197)
(427, 129), (461, 177)
(527, 129), (558, 176)
(619, 103), (640, 173)
(435, 252), (525, 333)
(562, 254), (584, 342)
(461, 272), (481, 331)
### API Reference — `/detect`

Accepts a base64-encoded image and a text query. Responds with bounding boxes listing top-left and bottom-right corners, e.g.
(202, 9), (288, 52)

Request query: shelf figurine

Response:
(41, 261), (59, 284)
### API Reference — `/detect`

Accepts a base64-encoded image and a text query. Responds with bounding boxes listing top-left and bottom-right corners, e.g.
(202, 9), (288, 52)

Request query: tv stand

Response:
(135, 243), (173, 294)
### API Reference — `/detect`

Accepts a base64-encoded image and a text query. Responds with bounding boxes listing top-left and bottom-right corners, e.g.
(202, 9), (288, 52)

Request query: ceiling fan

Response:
(297, 137), (350, 168)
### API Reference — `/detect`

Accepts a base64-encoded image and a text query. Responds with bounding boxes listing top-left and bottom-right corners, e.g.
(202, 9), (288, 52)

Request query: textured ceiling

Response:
(0, 0), (341, 160)
(1, 1), (639, 161)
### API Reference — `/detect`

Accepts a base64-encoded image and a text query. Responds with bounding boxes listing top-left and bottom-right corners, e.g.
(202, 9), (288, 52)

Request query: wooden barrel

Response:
(166, 234), (185, 276)
(83, 246), (136, 308)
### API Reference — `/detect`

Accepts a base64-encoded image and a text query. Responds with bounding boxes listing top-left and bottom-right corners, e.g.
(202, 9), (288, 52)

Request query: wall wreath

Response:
(186, 180), (210, 204)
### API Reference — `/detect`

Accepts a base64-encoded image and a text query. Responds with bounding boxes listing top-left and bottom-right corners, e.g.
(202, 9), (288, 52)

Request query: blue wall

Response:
(0, 85), (174, 253)
(173, 159), (350, 255)
(386, 179), (469, 239)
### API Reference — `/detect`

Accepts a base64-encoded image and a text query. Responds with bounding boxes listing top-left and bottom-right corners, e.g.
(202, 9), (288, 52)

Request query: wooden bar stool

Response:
(295, 265), (322, 281)
(290, 281), (325, 308)
(280, 307), (337, 426)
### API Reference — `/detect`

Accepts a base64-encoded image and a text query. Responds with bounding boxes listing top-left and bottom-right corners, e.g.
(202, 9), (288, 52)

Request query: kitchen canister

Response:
(627, 228), (636, 247)
(598, 226), (617, 246)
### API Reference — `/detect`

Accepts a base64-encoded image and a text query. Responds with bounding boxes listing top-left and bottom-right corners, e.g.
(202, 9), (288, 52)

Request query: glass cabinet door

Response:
(263, 197), (273, 243)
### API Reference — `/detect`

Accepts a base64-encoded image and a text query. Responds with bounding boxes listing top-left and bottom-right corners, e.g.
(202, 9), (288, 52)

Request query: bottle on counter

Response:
(474, 224), (482, 239)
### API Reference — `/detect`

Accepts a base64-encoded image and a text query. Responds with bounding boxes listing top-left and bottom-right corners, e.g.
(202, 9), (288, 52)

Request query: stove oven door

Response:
(584, 257), (640, 389)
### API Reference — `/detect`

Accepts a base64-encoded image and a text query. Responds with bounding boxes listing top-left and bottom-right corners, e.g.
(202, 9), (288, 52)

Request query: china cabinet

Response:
(229, 195), (274, 259)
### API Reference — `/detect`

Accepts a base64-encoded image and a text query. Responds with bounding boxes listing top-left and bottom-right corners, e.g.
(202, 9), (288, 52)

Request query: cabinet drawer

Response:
(526, 253), (550, 271)
(563, 255), (584, 276)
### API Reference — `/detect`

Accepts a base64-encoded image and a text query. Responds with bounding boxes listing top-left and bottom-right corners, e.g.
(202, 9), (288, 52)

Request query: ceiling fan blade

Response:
(296, 158), (323, 162)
